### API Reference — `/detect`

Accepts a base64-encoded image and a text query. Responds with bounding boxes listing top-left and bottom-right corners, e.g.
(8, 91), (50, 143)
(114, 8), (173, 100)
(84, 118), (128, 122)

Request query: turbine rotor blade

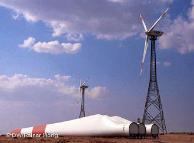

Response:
(148, 8), (169, 32)
(79, 80), (82, 92)
(140, 13), (148, 31)
(80, 79), (82, 86)
(140, 36), (149, 75)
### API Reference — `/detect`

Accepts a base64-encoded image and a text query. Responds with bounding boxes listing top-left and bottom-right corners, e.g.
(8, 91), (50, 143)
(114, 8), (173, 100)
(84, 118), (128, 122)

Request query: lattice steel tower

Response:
(142, 31), (167, 133)
(79, 82), (88, 118)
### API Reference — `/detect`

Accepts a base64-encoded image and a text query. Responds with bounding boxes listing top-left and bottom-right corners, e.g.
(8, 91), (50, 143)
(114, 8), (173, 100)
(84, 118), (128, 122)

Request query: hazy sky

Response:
(0, 0), (193, 134)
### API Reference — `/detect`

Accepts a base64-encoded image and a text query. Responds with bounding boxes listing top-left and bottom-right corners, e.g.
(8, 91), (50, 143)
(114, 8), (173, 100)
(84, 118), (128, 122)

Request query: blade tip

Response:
(140, 63), (143, 76)
(140, 14), (142, 19)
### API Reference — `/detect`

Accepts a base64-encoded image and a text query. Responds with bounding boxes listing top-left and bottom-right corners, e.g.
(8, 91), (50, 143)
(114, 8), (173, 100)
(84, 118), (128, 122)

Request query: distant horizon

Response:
(0, 0), (193, 134)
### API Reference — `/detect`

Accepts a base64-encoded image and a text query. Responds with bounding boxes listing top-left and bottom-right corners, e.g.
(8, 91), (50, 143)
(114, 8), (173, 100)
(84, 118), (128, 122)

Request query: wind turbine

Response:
(140, 8), (169, 133)
(79, 80), (88, 118)
(140, 8), (169, 75)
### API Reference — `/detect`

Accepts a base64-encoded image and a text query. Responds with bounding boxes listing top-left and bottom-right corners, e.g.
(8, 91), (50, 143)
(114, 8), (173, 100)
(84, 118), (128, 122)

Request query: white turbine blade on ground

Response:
(140, 13), (148, 31)
(140, 36), (149, 75)
(148, 8), (169, 32)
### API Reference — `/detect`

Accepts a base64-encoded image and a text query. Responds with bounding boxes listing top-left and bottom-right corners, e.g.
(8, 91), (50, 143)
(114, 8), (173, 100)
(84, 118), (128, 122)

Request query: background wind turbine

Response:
(79, 80), (88, 118)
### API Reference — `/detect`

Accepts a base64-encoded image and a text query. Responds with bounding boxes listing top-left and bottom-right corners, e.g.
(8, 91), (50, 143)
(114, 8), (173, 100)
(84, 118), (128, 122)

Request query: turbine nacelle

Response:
(145, 31), (163, 38)
(79, 80), (88, 93)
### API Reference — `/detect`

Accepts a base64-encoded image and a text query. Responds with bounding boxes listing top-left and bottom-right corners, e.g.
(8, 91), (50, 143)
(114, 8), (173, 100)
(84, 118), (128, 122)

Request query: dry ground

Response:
(0, 133), (194, 143)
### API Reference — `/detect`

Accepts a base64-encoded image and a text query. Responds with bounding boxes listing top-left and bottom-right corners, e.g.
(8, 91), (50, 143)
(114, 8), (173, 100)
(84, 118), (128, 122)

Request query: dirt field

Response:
(0, 134), (194, 143)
